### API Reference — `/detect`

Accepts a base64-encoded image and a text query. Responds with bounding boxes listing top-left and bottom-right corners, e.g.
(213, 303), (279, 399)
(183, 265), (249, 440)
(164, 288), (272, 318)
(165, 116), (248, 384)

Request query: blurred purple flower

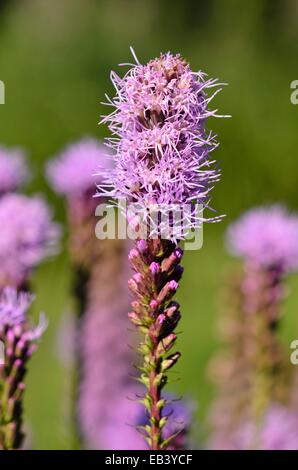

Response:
(103, 392), (146, 450)
(242, 404), (298, 450)
(0, 286), (47, 449)
(213, 404), (298, 450)
(98, 50), (225, 230)
(0, 193), (60, 287)
(46, 138), (110, 195)
(0, 145), (28, 194)
(77, 240), (134, 449)
(210, 207), (297, 448)
(227, 205), (298, 273)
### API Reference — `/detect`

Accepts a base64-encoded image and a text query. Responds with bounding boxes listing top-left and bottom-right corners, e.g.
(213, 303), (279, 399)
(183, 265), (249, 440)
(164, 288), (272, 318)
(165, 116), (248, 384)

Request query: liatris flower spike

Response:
(0, 287), (47, 450)
(99, 49), (226, 449)
(212, 205), (298, 445)
(47, 139), (133, 449)
(0, 146), (28, 194)
(0, 193), (60, 288)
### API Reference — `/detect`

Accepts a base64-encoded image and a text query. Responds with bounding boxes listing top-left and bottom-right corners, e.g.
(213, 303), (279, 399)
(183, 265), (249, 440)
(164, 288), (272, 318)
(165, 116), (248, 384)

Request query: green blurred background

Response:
(0, 0), (298, 449)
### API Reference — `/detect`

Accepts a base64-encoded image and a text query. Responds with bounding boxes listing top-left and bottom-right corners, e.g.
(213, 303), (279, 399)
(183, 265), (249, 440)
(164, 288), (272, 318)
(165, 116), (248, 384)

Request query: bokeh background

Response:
(0, 0), (298, 449)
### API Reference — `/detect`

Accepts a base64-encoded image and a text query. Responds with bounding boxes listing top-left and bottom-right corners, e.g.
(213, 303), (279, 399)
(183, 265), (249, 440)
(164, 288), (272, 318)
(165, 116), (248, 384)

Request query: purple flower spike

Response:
(0, 194), (60, 287)
(210, 206), (297, 446)
(46, 138), (110, 196)
(0, 146), (28, 194)
(227, 205), (298, 273)
(0, 287), (47, 450)
(99, 50), (226, 450)
(48, 139), (135, 448)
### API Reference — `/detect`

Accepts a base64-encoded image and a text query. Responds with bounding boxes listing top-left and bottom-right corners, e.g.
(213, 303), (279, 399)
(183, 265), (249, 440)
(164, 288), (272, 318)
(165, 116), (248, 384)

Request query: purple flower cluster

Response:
(227, 205), (298, 273)
(0, 194), (60, 287)
(47, 138), (110, 196)
(99, 51), (224, 231)
(0, 287), (47, 449)
(0, 146), (28, 194)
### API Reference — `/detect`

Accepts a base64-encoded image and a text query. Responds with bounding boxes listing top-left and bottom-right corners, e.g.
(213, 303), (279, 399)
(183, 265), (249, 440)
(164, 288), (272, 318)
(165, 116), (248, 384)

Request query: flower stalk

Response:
(99, 50), (226, 449)
(210, 206), (298, 449)
(128, 238), (183, 449)
(47, 140), (135, 449)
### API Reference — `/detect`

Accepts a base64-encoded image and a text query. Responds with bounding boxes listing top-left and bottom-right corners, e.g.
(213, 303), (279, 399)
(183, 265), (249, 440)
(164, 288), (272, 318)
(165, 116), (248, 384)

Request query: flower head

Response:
(98, 50), (225, 235)
(0, 194), (60, 286)
(0, 146), (28, 193)
(227, 205), (298, 273)
(47, 138), (111, 196)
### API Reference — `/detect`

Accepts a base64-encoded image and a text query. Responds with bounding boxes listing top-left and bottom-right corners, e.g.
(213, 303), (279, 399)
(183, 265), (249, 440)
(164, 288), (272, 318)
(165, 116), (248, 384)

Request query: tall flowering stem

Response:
(227, 206), (298, 423)
(241, 264), (290, 427)
(0, 287), (47, 449)
(209, 267), (290, 449)
(210, 205), (298, 449)
(47, 140), (135, 449)
(98, 50), (225, 449)
(128, 239), (183, 449)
